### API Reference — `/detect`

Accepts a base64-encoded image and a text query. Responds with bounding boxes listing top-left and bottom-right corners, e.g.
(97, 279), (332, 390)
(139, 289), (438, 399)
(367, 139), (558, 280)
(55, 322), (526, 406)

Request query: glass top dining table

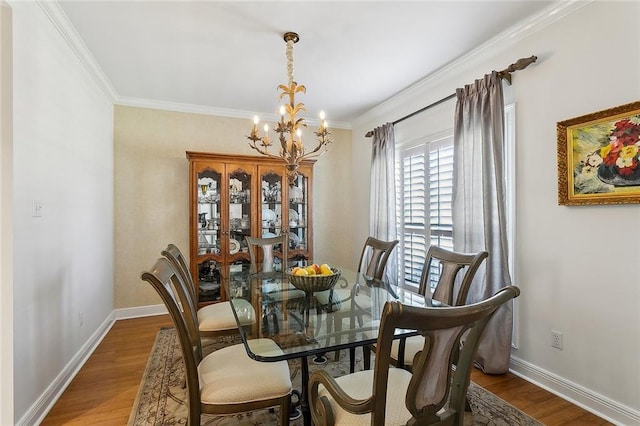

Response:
(229, 267), (441, 360)
(227, 265), (442, 426)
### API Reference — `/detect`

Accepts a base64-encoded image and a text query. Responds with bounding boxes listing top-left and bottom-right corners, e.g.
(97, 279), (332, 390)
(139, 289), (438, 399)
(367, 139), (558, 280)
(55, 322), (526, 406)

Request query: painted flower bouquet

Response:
(585, 117), (640, 186)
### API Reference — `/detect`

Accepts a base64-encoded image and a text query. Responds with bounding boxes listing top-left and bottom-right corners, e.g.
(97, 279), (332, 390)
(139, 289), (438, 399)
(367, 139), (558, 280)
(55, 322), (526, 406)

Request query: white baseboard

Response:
(17, 312), (116, 426)
(18, 305), (169, 425)
(510, 356), (640, 426)
(114, 303), (167, 320)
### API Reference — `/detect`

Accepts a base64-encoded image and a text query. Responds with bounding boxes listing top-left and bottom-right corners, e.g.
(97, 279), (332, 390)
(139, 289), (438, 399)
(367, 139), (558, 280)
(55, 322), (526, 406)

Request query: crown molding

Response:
(355, 0), (593, 126)
(116, 96), (353, 130)
(39, 0), (352, 130)
(37, 0), (117, 102)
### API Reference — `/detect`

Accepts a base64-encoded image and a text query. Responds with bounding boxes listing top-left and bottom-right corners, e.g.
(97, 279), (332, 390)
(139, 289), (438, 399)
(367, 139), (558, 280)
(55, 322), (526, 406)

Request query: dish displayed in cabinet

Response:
(229, 238), (240, 254)
(262, 208), (277, 223)
(289, 233), (300, 247)
(199, 282), (220, 291)
(289, 186), (303, 202)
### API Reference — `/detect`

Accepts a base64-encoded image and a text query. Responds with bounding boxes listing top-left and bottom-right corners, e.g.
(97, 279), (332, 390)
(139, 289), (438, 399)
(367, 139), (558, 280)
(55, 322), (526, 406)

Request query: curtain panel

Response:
(370, 123), (399, 286)
(452, 72), (514, 374)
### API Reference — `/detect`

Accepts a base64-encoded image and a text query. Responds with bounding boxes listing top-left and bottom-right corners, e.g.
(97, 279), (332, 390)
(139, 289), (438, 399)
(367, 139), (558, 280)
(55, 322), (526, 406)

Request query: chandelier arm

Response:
(299, 144), (329, 160)
(248, 140), (287, 160)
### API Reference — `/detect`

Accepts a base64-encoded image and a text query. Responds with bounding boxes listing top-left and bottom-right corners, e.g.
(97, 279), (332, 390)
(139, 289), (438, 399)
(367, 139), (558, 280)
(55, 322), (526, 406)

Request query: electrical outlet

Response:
(551, 330), (563, 350)
(32, 200), (43, 217)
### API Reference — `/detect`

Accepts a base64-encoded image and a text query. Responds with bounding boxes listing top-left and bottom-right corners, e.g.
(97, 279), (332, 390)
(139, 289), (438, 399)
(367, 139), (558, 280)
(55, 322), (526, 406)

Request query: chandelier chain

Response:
(286, 39), (294, 86)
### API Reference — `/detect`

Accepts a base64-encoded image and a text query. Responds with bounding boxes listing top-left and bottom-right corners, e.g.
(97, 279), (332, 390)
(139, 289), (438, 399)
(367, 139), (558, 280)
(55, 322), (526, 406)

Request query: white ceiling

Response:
(57, 1), (558, 126)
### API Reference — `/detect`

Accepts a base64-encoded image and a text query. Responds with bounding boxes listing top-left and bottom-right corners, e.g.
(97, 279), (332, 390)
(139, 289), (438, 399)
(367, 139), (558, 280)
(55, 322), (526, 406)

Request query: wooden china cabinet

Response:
(186, 152), (314, 307)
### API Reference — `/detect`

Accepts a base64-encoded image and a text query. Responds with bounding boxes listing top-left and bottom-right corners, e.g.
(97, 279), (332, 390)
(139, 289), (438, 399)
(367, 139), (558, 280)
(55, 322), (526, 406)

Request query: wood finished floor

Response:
(41, 314), (610, 425)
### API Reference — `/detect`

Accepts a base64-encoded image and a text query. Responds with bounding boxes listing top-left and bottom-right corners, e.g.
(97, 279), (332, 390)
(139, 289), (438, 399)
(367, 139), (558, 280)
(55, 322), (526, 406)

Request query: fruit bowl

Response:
(285, 267), (342, 293)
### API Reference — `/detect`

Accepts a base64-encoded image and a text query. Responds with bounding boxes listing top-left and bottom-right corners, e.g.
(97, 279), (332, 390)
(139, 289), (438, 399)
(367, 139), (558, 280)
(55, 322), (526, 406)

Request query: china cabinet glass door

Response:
(228, 167), (253, 276)
(260, 169), (285, 271)
(197, 168), (223, 302)
(288, 172), (309, 266)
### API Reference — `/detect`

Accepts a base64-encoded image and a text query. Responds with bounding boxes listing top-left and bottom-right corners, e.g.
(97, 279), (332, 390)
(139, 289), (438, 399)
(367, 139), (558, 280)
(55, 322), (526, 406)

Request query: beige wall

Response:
(114, 105), (353, 308)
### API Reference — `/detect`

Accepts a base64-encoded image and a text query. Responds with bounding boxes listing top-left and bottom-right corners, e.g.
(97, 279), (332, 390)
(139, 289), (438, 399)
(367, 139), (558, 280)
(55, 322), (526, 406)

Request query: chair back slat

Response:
(419, 246), (489, 306)
(358, 237), (399, 279)
(412, 325), (466, 419)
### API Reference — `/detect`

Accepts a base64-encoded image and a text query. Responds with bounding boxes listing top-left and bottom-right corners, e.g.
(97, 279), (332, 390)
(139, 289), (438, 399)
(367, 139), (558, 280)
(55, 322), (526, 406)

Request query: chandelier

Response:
(247, 32), (332, 183)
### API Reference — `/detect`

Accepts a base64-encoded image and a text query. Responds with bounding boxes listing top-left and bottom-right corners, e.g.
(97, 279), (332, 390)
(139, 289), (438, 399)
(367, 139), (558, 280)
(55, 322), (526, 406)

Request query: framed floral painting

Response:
(557, 101), (640, 205)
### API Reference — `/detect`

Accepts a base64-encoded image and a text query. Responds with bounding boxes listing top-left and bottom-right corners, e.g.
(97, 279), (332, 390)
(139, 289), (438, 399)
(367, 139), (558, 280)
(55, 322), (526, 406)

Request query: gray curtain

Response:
(452, 71), (513, 374)
(370, 123), (398, 286)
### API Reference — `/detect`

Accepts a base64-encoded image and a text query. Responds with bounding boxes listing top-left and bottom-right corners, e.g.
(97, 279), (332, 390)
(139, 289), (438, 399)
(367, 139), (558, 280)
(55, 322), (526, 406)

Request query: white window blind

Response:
(400, 137), (453, 291)
(402, 149), (426, 285)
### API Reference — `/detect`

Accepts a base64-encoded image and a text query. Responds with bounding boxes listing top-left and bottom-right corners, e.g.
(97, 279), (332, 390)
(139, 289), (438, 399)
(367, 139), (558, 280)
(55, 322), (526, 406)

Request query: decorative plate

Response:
(229, 238), (240, 254)
(289, 233), (299, 247)
(262, 208), (277, 222)
(200, 282), (219, 291)
(289, 209), (299, 221)
(289, 186), (303, 201)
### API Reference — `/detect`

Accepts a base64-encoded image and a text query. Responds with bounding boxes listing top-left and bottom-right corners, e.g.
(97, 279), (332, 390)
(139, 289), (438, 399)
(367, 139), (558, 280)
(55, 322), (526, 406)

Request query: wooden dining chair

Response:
(388, 246), (489, 370)
(162, 243), (255, 338)
(246, 234), (289, 274)
(141, 257), (292, 426)
(308, 286), (520, 426)
(315, 236), (399, 367)
(245, 235), (305, 332)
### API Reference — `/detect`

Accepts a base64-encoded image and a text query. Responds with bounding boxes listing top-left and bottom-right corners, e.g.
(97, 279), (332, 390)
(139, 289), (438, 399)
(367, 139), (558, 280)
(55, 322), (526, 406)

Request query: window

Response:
(395, 105), (516, 344)
(398, 136), (453, 292)
(396, 106), (515, 300)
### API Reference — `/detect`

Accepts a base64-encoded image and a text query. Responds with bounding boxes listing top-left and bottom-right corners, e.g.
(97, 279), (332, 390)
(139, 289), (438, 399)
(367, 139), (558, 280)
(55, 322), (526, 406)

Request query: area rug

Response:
(128, 327), (542, 426)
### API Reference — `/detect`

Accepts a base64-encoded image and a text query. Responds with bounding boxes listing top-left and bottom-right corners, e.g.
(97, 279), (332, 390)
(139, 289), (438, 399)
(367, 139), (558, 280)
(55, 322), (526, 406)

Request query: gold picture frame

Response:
(557, 101), (640, 205)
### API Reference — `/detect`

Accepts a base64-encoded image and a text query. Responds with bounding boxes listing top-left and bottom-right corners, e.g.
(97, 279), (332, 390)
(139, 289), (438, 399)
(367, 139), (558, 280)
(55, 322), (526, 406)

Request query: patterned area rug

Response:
(128, 327), (542, 426)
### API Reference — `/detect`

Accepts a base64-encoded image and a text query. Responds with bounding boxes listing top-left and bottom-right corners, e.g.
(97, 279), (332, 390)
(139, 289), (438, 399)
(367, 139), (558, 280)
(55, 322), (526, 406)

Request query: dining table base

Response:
(299, 356), (312, 426)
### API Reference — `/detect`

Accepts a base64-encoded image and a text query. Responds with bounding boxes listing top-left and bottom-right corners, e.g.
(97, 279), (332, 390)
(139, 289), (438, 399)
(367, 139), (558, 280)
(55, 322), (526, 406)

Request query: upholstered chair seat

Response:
(389, 335), (424, 366)
(198, 338), (291, 405)
(316, 368), (413, 425)
(262, 283), (306, 303)
(162, 243), (257, 338)
(314, 289), (372, 317)
(197, 298), (255, 332)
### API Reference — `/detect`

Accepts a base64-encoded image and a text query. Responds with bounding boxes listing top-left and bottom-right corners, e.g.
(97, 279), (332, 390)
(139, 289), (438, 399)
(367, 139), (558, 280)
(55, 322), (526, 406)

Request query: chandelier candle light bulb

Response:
(246, 31), (333, 183)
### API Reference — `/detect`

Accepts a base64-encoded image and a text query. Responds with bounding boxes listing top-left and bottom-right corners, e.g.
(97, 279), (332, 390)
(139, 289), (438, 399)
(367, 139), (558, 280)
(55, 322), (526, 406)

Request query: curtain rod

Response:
(364, 55), (537, 137)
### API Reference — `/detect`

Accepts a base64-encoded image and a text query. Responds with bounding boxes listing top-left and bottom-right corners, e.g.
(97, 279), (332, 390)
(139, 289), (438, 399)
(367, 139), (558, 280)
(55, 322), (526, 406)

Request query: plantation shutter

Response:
(400, 137), (454, 291)
(426, 140), (454, 290)
(402, 148), (426, 285)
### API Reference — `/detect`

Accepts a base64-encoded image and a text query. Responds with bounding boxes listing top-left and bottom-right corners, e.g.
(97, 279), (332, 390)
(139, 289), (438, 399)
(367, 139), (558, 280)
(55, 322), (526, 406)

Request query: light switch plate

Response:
(32, 200), (43, 217)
